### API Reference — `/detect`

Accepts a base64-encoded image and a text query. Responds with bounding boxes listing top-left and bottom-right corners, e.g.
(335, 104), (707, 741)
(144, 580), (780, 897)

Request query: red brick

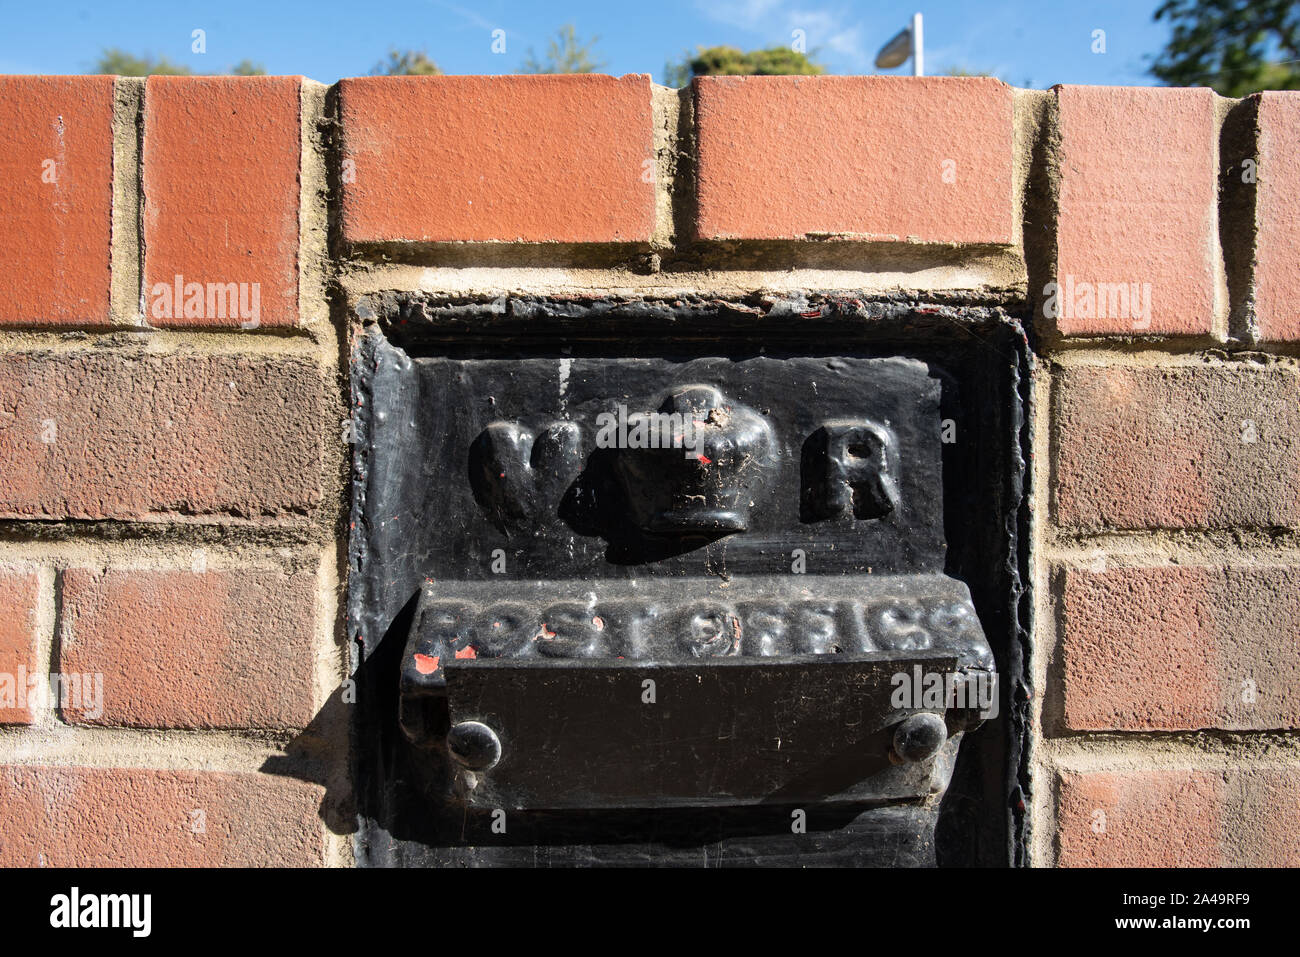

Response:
(143, 76), (300, 328)
(1058, 769), (1219, 866)
(0, 766), (324, 866)
(1059, 565), (1300, 731)
(1053, 86), (1219, 336)
(0, 571), (40, 726)
(0, 352), (322, 522)
(1053, 363), (1300, 529)
(0, 76), (114, 327)
(339, 74), (655, 244)
(60, 568), (316, 730)
(1236, 770), (1300, 866)
(1255, 91), (1300, 341)
(1058, 768), (1300, 867)
(693, 76), (1014, 244)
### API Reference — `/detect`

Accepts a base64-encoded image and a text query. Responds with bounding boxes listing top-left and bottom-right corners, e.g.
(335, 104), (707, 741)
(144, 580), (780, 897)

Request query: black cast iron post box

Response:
(349, 297), (1028, 867)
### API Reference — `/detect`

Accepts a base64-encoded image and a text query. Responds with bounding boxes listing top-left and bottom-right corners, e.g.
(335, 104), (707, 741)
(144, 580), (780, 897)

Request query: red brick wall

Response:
(0, 74), (337, 868)
(0, 73), (1297, 867)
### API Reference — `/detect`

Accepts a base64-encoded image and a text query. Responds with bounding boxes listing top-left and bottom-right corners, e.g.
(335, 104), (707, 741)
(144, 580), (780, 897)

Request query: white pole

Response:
(912, 12), (924, 77)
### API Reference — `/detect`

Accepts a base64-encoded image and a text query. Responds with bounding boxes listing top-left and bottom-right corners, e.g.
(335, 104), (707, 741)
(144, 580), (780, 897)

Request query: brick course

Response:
(0, 352), (324, 522)
(693, 75), (1015, 244)
(339, 74), (656, 244)
(1057, 768), (1300, 867)
(1052, 86), (1219, 336)
(143, 76), (302, 328)
(1059, 564), (1300, 731)
(0, 76), (115, 326)
(1053, 363), (1300, 530)
(60, 567), (317, 730)
(1254, 91), (1300, 341)
(0, 766), (325, 866)
(0, 571), (41, 726)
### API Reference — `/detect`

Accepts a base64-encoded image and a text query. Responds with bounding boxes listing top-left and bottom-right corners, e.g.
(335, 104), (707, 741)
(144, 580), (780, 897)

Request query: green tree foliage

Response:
(229, 60), (268, 76)
(1151, 0), (1300, 95)
(94, 49), (193, 75)
(663, 45), (826, 87)
(94, 49), (268, 76)
(370, 49), (443, 76)
(520, 24), (607, 74)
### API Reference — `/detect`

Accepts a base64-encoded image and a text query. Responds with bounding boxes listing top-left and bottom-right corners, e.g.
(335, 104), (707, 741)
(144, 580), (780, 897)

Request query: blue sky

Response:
(0, 0), (1173, 88)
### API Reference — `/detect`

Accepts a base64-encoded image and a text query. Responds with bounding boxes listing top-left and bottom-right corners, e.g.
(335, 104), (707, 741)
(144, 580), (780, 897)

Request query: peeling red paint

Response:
(414, 653), (440, 674)
(454, 645), (477, 660)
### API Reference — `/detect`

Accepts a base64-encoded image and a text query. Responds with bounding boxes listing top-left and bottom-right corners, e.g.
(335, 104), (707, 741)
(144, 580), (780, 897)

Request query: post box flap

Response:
(443, 651), (963, 809)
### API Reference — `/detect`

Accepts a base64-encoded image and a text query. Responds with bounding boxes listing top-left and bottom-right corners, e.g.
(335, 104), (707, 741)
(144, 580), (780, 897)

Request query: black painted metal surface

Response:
(347, 295), (1031, 867)
(442, 653), (964, 809)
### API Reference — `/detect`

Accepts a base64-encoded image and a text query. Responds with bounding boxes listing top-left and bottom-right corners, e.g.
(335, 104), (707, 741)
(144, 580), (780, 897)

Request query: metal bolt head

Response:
(892, 712), (947, 763)
(447, 720), (502, 771)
